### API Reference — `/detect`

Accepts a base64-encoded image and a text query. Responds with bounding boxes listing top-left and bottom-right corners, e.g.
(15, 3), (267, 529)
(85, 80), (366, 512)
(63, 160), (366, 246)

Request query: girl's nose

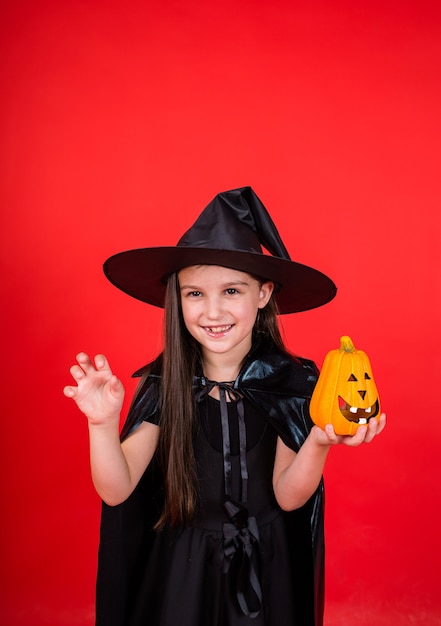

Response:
(205, 296), (224, 319)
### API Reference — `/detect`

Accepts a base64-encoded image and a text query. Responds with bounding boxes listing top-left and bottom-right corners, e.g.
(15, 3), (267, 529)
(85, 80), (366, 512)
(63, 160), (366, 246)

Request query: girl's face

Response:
(178, 265), (274, 367)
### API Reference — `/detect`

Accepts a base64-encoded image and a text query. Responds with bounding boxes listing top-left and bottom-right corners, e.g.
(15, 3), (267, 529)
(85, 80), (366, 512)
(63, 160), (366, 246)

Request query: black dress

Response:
(96, 338), (324, 626)
(126, 393), (302, 625)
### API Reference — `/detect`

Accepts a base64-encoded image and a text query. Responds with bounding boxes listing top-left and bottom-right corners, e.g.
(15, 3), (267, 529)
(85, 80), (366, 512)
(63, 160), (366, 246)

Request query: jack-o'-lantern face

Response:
(337, 358), (380, 426)
(310, 336), (381, 435)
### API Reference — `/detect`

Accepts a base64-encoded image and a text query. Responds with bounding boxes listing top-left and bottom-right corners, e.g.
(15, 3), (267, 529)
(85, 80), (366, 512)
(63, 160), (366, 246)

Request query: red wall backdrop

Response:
(1, 1), (440, 624)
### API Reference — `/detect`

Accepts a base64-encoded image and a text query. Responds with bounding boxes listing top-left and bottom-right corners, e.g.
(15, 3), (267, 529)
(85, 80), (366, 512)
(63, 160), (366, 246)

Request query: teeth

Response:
(206, 325), (231, 333)
(339, 396), (378, 423)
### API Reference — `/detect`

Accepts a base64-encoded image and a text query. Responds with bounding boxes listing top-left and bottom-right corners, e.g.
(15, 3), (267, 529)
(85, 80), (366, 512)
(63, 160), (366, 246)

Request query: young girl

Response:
(64, 187), (385, 626)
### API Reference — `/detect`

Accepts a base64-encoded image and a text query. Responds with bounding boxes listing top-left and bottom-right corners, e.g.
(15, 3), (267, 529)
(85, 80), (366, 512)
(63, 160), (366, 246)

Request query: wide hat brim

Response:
(103, 246), (337, 314)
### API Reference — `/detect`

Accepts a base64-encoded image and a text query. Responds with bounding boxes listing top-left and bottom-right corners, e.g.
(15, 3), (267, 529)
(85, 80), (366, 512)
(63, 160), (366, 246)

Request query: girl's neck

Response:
(201, 337), (253, 382)
(201, 353), (243, 383)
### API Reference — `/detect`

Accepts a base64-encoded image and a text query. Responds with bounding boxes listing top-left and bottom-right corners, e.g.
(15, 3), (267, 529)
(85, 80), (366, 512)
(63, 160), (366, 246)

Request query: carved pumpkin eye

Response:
(348, 374), (357, 381)
(365, 373), (371, 379)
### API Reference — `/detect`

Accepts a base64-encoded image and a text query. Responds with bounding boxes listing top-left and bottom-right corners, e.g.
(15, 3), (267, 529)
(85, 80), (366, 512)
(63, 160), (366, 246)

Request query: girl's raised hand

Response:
(63, 353), (125, 426)
(312, 413), (387, 447)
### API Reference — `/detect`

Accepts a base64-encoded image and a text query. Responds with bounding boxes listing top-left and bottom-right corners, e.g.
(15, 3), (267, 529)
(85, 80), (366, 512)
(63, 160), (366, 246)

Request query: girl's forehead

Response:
(178, 264), (255, 283)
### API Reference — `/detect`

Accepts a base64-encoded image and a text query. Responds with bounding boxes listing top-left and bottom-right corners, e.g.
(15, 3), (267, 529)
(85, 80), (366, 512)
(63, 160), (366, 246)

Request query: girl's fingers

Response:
(109, 374), (125, 398)
(363, 414), (386, 443)
(324, 424), (338, 443)
(316, 412), (386, 448)
(362, 420), (378, 444)
(63, 385), (76, 398)
(70, 364), (86, 380)
(348, 414), (386, 445)
(94, 354), (111, 373)
(71, 353), (112, 377)
(346, 425), (368, 446)
(376, 413), (387, 434)
(73, 352), (95, 375)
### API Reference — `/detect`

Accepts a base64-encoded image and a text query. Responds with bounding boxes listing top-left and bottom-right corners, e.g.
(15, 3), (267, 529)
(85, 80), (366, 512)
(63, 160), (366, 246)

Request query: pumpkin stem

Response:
(340, 335), (356, 353)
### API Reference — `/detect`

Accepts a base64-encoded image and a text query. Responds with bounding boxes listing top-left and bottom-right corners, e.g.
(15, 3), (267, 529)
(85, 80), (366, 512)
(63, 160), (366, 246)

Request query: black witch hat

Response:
(103, 187), (337, 314)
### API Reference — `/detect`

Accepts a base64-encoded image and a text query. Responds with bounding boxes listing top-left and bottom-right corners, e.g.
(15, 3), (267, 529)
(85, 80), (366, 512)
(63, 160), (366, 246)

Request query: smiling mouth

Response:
(338, 397), (380, 424)
(203, 324), (233, 336)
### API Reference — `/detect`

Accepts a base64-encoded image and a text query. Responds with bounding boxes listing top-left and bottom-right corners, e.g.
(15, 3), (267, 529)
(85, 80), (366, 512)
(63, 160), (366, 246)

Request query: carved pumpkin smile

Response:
(338, 397), (380, 424)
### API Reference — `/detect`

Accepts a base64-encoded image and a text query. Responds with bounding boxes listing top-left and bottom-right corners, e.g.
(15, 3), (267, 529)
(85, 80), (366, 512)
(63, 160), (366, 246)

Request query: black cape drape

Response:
(95, 337), (325, 626)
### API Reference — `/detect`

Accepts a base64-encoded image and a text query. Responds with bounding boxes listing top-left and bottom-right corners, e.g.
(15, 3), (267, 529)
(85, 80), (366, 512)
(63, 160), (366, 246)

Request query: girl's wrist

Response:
(88, 415), (121, 434)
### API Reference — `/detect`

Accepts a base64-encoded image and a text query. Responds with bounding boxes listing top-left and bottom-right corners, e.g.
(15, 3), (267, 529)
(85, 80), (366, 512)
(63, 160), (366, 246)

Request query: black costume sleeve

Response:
(120, 357), (162, 439)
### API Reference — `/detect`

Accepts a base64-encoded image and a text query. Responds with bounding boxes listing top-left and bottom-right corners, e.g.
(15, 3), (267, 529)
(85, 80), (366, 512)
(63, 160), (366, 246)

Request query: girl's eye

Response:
(225, 288), (239, 295)
(187, 291), (202, 297)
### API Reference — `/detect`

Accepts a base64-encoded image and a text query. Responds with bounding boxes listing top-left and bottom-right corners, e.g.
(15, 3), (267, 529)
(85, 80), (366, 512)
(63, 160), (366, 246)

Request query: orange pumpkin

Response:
(310, 336), (380, 435)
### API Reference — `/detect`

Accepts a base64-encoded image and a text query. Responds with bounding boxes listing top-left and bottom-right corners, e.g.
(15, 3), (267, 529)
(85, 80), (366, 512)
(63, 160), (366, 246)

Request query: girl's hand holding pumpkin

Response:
(312, 412), (386, 447)
(64, 353), (125, 427)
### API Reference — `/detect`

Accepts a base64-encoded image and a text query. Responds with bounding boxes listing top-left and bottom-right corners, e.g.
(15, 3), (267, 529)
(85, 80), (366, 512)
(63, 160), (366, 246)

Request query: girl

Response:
(64, 187), (385, 626)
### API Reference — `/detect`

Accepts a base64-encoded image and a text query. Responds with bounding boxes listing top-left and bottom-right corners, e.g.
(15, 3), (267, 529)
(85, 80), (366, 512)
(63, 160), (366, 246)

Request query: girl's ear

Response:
(258, 281), (274, 308)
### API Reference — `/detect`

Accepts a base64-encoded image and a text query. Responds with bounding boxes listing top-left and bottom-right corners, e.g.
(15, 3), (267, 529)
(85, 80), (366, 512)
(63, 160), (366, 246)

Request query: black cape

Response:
(95, 337), (325, 626)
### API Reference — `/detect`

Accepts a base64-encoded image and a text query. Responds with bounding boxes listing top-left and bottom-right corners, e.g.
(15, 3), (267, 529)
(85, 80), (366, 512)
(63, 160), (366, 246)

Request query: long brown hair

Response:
(155, 270), (285, 528)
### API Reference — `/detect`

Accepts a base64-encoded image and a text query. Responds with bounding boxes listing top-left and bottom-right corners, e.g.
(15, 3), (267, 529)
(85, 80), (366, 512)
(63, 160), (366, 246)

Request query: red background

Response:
(1, 1), (440, 624)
